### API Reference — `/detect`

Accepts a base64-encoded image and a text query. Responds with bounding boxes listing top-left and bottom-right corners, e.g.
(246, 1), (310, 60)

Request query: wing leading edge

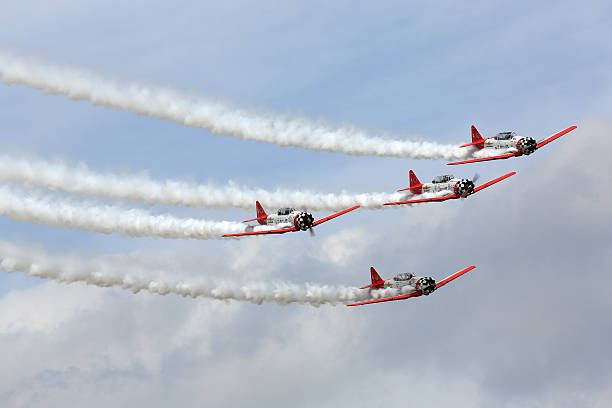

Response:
(384, 194), (458, 206)
(472, 171), (516, 193)
(312, 205), (360, 227)
(223, 226), (299, 237)
(447, 152), (519, 165)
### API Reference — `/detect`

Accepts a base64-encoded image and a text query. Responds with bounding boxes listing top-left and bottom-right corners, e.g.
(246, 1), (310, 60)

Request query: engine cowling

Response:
(517, 137), (537, 155)
(454, 179), (475, 197)
(294, 212), (314, 231)
(416, 277), (436, 295)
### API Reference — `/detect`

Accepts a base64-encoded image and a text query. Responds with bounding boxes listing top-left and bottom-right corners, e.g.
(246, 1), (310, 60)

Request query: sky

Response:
(0, 1), (611, 407)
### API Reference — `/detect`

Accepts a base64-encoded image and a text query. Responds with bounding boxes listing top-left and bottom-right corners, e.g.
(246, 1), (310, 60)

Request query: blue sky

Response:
(0, 1), (611, 406)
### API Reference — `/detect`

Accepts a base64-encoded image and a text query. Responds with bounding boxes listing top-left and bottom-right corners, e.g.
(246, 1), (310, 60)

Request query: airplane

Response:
(447, 125), (577, 165)
(384, 170), (516, 205)
(347, 265), (476, 306)
(222, 201), (360, 237)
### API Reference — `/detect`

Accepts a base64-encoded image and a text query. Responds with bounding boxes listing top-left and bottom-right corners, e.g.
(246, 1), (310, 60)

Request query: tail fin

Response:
(371, 267), (383, 284)
(460, 125), (485, 148)
(360, 267), (385, 289)
(242, 201), (268, 224)
(255, 201), (268, 225)
(397, 170), (423, 194)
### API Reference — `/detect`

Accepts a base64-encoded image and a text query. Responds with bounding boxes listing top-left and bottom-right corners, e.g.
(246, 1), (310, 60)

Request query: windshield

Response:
(494, 132), (515, 140)
(432, 175), (453, 183)
(277, 208), (295, 215)
(394, 273), (413, 281)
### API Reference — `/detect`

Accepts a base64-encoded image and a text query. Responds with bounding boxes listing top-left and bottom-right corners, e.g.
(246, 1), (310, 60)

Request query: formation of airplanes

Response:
(223, 124), (577, 306)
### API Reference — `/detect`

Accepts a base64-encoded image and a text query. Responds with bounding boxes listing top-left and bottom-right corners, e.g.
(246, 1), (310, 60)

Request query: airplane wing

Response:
(435, 265), (476, 289)
(384, 194), (458, 206)
(222, 226), (299, 237)
(447, 152), (519, 165)
(473, 172), (516, 193)
(536, 125), (577, 150)
(347, 291), (422, 306)
(312, 205), (360, 227)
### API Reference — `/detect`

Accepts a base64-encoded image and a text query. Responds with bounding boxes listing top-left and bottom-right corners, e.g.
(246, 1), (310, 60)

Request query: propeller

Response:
(309, 227), (315, 237)
(472, 173), (480, 183)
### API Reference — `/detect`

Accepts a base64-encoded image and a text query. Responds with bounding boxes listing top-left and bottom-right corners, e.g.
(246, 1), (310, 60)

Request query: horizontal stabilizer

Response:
(242, 215), (268, 223)
(460, 139), (487, 148)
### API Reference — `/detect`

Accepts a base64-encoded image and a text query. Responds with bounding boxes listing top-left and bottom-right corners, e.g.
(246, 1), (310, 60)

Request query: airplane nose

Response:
(456, 179), (475, 197)
(295, 212), (314, 231)
(519, 137), (537, 155)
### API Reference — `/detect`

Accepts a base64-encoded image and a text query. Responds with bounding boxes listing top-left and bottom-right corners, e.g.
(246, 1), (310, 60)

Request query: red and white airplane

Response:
(447, 125), (577, 165)
(384, 170), (515, 205)
(347, 265), (476, 306)
(222, 201), (360, 237)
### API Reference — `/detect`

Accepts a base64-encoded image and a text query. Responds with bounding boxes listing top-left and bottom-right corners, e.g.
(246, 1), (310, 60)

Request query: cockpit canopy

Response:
(393, 272), (413, 281)
(432, 174), (453, 184)
(494, 131), (516, 140)
(277, 208), (296, 216)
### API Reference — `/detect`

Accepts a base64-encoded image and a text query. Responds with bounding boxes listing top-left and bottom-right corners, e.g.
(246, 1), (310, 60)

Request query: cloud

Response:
(0, 282), (102, 334)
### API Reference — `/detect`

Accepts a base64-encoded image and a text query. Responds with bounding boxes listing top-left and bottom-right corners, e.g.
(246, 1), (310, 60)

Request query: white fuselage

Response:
(421, 179), (462, 195)
(482, 136), (523, 153)
(264, 211), (299, 228)
(383, 276), (422, 291)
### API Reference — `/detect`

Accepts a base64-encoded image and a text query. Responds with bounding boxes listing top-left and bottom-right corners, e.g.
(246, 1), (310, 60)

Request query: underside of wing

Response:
(435, 266), (476, 290)
(384, 194), (458, 206)
(222, 227), (298, 237)
(536, 125), (577, 150)
(312, 205), (360, 227)
(447, 152), (520, 165)
(473, 172), (516, 193)
(347, 291), (422, 306)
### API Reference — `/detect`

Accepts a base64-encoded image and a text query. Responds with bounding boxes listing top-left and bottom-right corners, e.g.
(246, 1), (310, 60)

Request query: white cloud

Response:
(311, 226), (378, 267)
(0, 282), (102, 334)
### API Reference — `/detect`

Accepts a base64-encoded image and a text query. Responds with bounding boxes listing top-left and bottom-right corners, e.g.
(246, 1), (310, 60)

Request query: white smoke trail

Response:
(0, 51), (469, 160)
(0, 242), (397, 306)
(0, 155), (407, 210)
(0, 186), (252, 239)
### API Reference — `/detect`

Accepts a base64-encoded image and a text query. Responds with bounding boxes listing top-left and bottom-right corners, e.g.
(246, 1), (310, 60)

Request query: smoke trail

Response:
(0, 242), (397, 306)
(0, 186), (252, 239)
(0, 155), (407, 210)
(0, 51), (469, 160)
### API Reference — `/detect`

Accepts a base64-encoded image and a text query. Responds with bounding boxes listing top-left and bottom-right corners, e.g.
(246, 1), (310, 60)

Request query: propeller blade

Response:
(472, 173), (480, 183)
(309, 228), (315, 237)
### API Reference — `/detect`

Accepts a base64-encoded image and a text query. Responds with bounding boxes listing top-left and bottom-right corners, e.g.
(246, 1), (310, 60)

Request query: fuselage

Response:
(480, 132), (537, 155)
(416, 175), (474, 198)
(381, 273), (436, 295)
(263, 208), (314, 230)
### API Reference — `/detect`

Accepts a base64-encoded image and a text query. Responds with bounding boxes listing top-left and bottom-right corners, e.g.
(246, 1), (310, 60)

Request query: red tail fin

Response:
(460, 125), (486, 148)
(243, 201), (268, 224)
(397, 170), (423, 194)
(371, 267), (383, 284)
(255, 201), (268, 225)
(360, 267), (385, 289)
